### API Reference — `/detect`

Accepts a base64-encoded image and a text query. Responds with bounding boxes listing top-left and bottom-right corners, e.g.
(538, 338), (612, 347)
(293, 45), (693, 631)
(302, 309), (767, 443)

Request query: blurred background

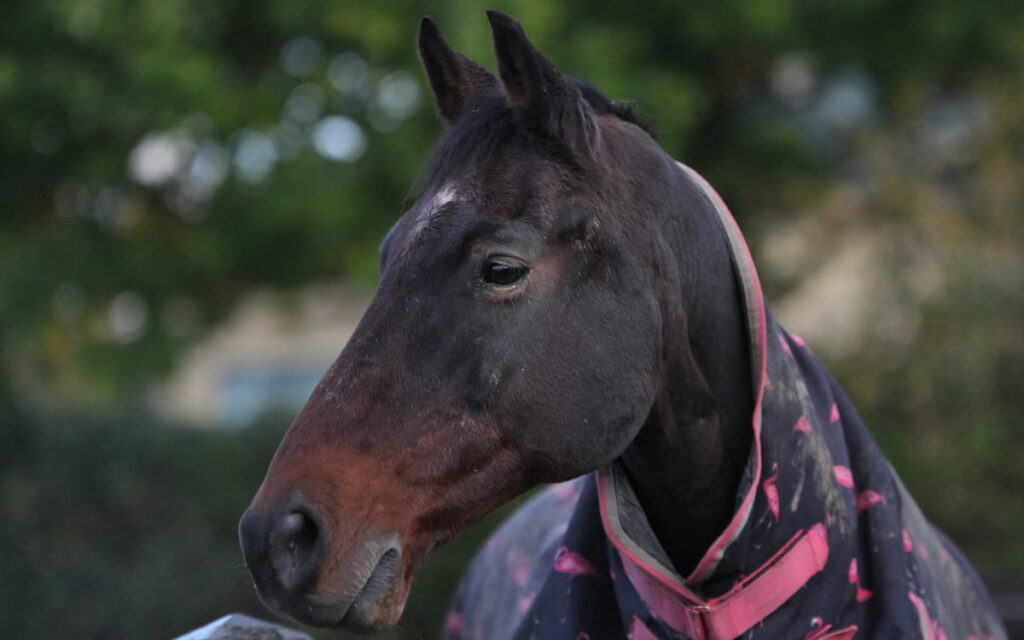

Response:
(1, 0), (1022, 637)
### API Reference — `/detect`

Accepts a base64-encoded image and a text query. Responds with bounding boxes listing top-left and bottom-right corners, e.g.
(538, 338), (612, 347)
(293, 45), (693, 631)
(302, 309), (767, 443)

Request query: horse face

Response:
(239, 12), (662, 632)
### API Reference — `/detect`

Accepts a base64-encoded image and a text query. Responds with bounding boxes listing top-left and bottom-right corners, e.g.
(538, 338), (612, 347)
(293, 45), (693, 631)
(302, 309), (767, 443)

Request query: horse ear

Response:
(418, 16), (497, 125)
(486, 10), (599, 162)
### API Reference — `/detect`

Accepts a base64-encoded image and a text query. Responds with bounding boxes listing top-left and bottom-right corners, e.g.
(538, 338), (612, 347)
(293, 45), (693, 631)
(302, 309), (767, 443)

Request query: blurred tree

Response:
(3, 0), (1022, 408)
(827, 85), (1024, 585)
(0, 413), (531, 639)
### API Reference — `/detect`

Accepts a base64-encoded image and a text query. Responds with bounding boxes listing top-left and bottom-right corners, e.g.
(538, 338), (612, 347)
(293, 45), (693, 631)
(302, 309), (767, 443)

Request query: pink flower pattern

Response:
(848, 558), (873, 602)
(834, 465), (855, 488)
(793, 415), (812, 433)
(855, 489), (885, 514)
(763, 466), (780, 521)
(553, 546), (599, 578)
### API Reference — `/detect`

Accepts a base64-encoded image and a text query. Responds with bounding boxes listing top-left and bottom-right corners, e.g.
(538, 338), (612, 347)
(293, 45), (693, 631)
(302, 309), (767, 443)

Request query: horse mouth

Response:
(250, 538), (409, 633)
(335, 546), (405, 633)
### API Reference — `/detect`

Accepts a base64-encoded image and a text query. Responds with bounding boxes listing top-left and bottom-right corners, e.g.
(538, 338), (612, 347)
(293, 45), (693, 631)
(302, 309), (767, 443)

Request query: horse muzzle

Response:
(238, 496), (407, 633)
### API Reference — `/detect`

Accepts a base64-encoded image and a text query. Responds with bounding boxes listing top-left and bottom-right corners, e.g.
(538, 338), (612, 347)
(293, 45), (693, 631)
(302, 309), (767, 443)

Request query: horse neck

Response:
(619, 159), (754, 578)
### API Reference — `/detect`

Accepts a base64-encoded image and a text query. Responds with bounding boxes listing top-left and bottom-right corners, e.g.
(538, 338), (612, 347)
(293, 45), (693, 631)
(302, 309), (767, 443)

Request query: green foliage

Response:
(821, 88), (1024, 586)
(0, 414), (283, 638)
(8, 0), (1024, 401)
(0, 413), (525, 639)
(5, 0), (1022, 401)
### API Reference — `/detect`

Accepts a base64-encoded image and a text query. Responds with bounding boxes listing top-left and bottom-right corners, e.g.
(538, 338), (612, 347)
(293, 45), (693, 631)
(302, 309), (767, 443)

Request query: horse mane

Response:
(570, 77), (651, 134)
(413, 77), (652, 196)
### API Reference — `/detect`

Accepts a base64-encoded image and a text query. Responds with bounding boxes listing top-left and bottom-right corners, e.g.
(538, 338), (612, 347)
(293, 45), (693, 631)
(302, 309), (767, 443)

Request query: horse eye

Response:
(482, 261), (527, 287)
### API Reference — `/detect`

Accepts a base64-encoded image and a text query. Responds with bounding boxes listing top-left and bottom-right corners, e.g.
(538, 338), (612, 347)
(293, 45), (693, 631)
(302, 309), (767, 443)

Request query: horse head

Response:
(239, 11), (685, 632)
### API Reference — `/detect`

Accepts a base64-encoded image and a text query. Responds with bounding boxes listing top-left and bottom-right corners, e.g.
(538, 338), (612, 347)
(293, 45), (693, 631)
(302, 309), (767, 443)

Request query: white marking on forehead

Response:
(432, 184), (459, 210)
(411, 183), (462, 236)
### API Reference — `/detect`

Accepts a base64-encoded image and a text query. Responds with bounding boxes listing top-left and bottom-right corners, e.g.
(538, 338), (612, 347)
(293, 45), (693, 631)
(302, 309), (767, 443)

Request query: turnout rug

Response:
(442, 162), (1006, 640)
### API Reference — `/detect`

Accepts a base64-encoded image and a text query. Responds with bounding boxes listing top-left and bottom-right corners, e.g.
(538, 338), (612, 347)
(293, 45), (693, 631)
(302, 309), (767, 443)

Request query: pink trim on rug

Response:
(596, 475), (705, 605)
(597, 160), (770, 592)
(614, 523), (829, 640)
(593, 161), (828, 638)
(628, 616), (660, 640)
(677, 161), (770, 585)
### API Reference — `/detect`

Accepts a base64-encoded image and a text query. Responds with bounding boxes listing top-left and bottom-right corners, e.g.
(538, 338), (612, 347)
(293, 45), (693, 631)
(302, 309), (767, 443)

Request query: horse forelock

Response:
(412, 77), (652, 197)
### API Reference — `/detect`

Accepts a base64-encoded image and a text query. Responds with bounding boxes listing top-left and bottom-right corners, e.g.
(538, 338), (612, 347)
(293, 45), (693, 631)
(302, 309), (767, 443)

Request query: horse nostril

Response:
(269, 509), (322, 592)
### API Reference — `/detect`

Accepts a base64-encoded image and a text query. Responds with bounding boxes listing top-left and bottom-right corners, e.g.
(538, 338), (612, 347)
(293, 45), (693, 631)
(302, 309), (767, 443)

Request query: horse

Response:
(239, 11), (1006, 639)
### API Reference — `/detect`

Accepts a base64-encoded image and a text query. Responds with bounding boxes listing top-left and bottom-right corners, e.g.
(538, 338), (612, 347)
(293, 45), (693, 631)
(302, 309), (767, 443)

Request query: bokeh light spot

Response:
(312, 116), (367, 162)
